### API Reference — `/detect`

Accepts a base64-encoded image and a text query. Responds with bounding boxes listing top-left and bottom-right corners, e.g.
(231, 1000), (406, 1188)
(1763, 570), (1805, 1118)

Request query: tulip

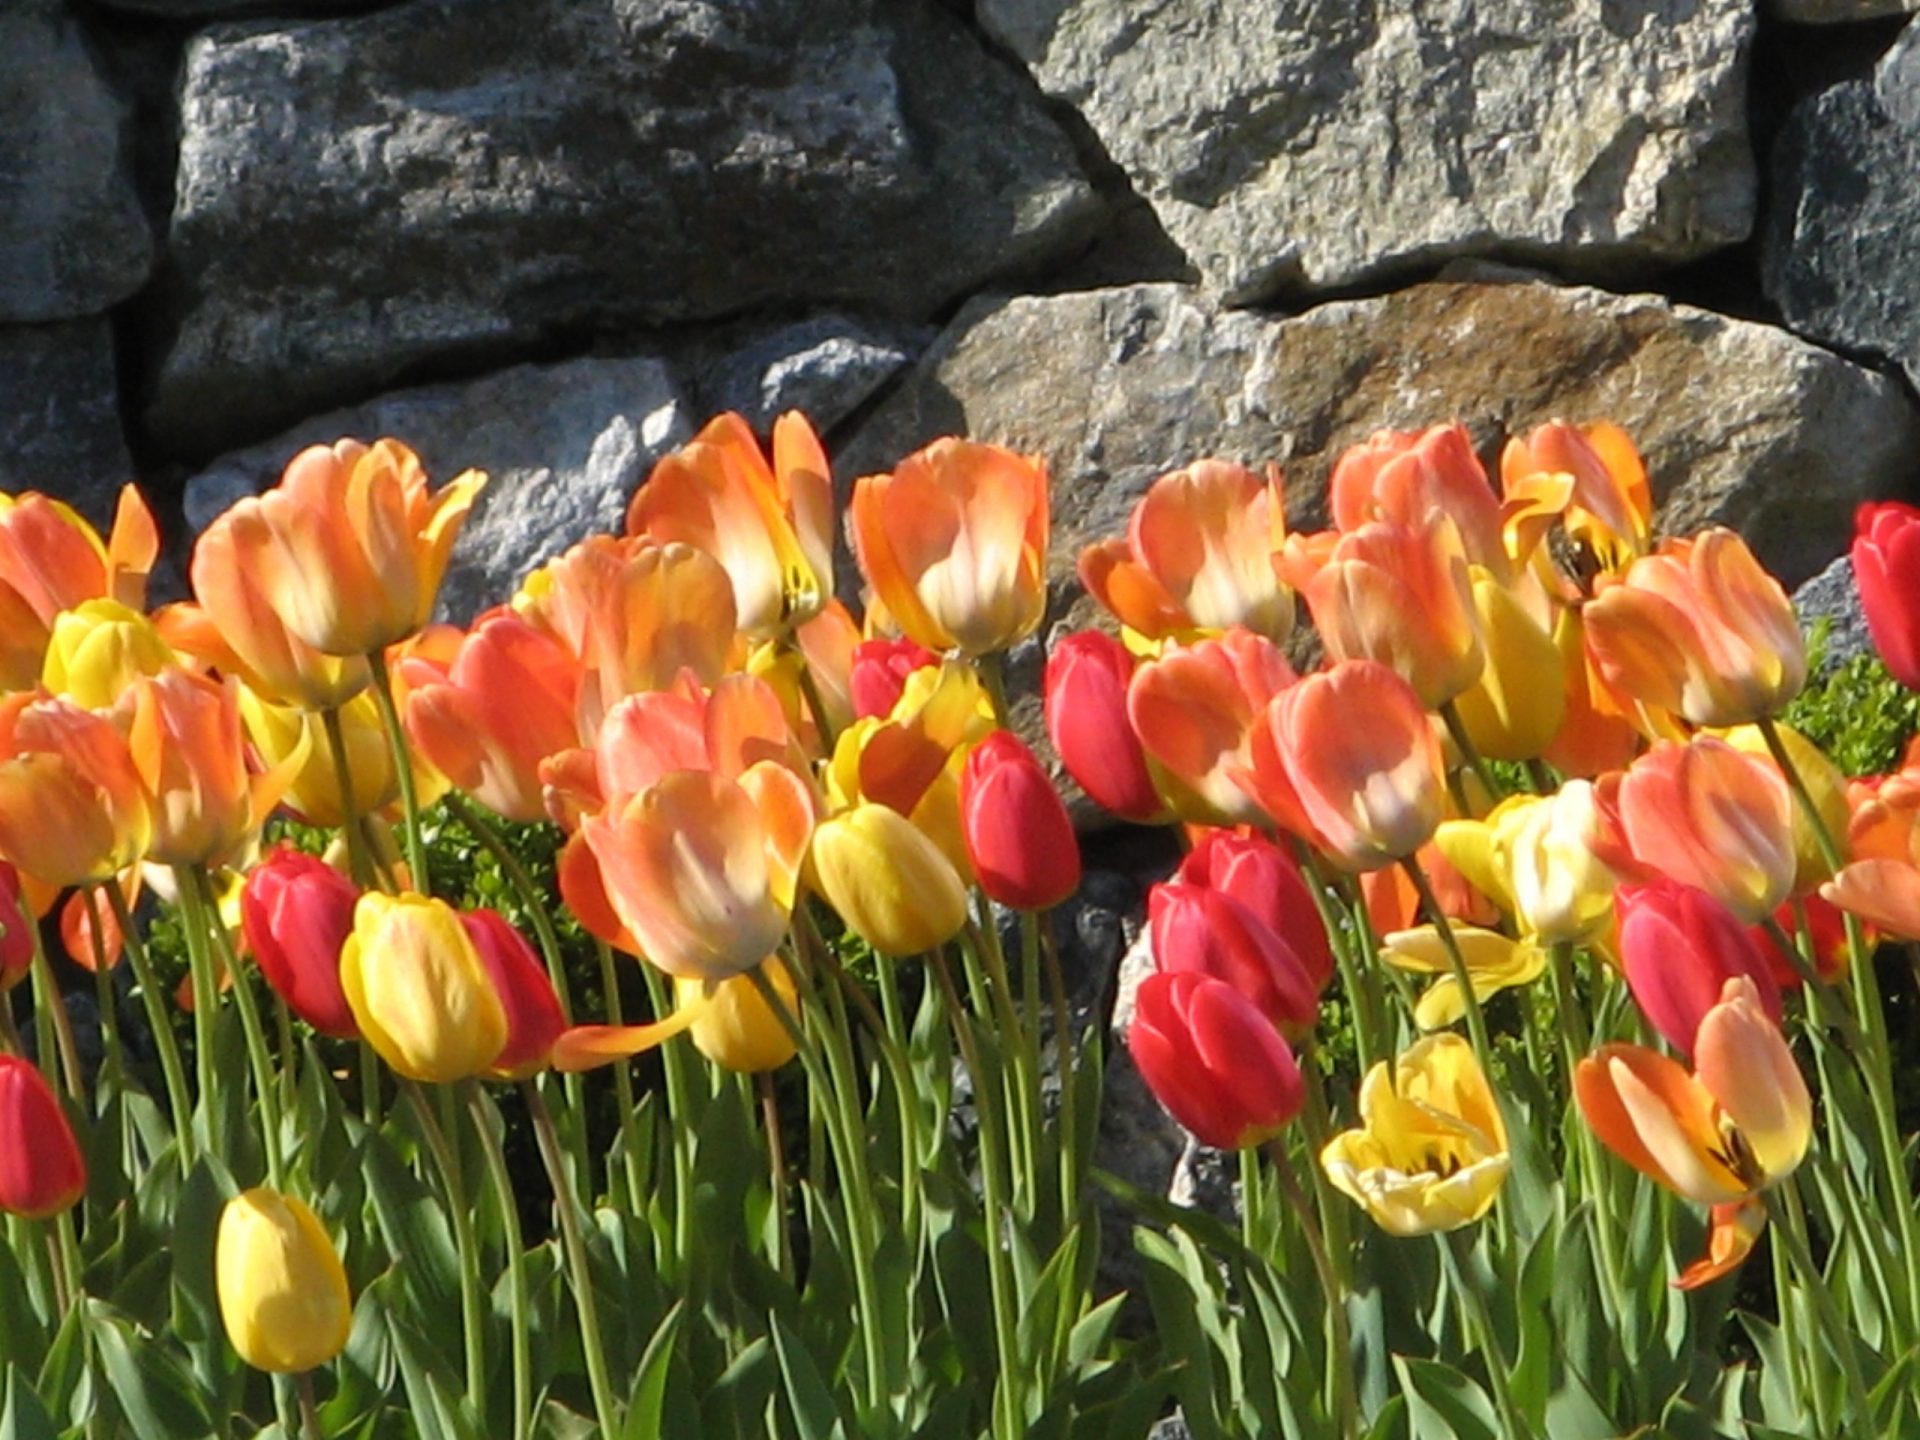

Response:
(1449, 566), (1564, 761)
(1281, 515), (1483, 709)
(0, 693), (150, 889)
(241, 847), (361, 1039)
(1330, 423), (1507, 574)
(849, 636), (939, 721)
(1584, 528), (1804, 727)
(41, 599), (175, 710)
(628, 411), (834, 639)
(583, 764), (813, 980)
(402, 609), (584, 822)
(0, 487), (157, 691)
(1435, 783), (1618, 945)
(1607, 737), (1796, 924)
(216, 1188), (353, 1373)
(1852, 500), (1920, 690)
(339, 892), (508, 1082)
(1718, 722), (1850, 893)
(681, 958), (799, 1073)
(461, 909), (565, 1079)
(1615, 879), (1782, 1056)
(1239, 660), (1446, 871)
(1751, 893), (1850, 988)
(0, 862), (31, 990)
(1823, 858), (1920, 941)
(0, 1054), (86, 1219)
(960, 731), (1080, 911)
(1381, 925), (1548, 1030)
(1499, 419), (1652, 576)
(1172, 829), (1333, 990)
(1129, 971), (1304, 1150)
(850, 437), (1049, 657)
(1576, 976), (1810, 1211)
(240, 686), (397, 830)
(1078, 459), (1294, 642)
(1542, 607), (1642, 778)
(1320, 1033), (1509, 1236)
(1129, 628), (1296, 826)
(783, 599), (860, 745)
(809, 802), (968, 957)
(1148, 882), (1321, 1038)
(1044, 630), (1164, 823)
(241, 439), (486, 657)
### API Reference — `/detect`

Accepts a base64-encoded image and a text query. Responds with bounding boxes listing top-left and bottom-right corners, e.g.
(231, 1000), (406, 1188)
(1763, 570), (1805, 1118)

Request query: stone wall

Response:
(5, 0), (1918, 610)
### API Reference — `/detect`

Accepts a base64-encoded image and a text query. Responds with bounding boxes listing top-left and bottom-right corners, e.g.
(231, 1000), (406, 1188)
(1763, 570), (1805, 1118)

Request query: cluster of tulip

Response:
(1, 400), (1917, 1437)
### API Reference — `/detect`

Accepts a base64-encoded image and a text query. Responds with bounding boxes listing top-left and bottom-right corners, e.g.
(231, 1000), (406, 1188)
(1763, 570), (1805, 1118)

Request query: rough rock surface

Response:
(1793, 554), (1876, 677)
(975, 0), (1756, 302)
(183, 354), (691, 624)
(0, 321), (135, 528)
(1764, 21), (1920, 392)
(686, 316), (928, 434)
(0, 0), (153, 322)
(842, 279), (1920, 590)
(145, 0), (1101, 457)
(1768, 0), (1917, 20)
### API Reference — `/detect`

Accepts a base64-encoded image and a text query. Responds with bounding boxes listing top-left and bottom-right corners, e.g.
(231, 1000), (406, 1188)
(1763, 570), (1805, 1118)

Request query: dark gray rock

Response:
(1793, 554), (1877, 677)
(144, 0), (1101, 458)
(182, 353), (691, 624)
(975, 0), (1756, 303)
(842, 280), (1920, 593)
(1768, 0), (1916, 19)
(0, 0), (153, 323)
(1765, 22), (1920, 392)
(0, 320), (135, 529)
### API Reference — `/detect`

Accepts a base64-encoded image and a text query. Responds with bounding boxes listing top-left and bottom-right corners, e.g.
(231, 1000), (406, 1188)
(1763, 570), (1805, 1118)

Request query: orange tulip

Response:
(1078, 459), (1293, 642)
(1584, 528), (1804, 727)
(242, 439), (485, 657)
(1127, 628), (1296, 826)
(1329, 423), (1507, 574)
(1499, 419), (1652, 578)
(1281, 515), (1483, 709)
(1239, 659), (1445, 871)
(0, 693), (150, 888)
(0, 486), (157, 691)
(627, 411), (834, 639)
(850, 437), (1048, 657)
(581, 764), (813, 981)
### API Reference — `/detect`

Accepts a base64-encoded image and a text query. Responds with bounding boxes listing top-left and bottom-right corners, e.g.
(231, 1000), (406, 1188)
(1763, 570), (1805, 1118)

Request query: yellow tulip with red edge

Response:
(339, 892), (507, 1083)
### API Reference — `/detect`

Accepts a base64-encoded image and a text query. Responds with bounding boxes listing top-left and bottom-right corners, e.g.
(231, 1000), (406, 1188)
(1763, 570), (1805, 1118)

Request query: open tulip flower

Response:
(627, 411), (835, 640)
(1329, 422), (1509, 575)
(1499, 419), (1653, 579)
(1823, 750), (1920, 937)
(1078, 458), (1294, 643)
(1321, 1033), (1510, 1236)
(1129, 970), (1304, 1151)
(850, 437), (1049, 658)
(1128, 627), (1296, 826)
(1382, 925), (1548, 1030)
(0, 485), (157, 692)
(1851, 500), (1920, 691)
(1437, 782), (1618, 945)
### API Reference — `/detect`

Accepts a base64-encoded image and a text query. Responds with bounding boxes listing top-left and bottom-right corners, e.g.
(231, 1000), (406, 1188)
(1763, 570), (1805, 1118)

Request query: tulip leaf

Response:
(0, 1224), (47, 1371)
(1390, 1355), (1500, 1440)
(699, 1336), (776, 1440)
(90, 1304), (215, 1438)
(623, 1300), (687, 1440)
(0, 1368), (58, 1440)
(769, 1310), (847, 1440)
(32, 1302), (87, 1427)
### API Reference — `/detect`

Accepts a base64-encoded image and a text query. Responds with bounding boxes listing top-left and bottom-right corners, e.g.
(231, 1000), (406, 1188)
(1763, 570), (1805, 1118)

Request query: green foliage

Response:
(1783, 624), (1920, 777)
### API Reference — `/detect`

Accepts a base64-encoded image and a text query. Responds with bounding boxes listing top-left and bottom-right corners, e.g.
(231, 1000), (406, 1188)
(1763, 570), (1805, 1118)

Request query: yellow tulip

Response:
(1450, 566), (1564, 762)
(679, 958), (799, 1073)
(41, 599), (174, 710)
(216, 1188), (352, 1374)
(1321, 1034), (1509, 1236)
(1380, 925), (1547, 1030)
(339, 892), (507, 1082)
(1718, 722), (1850, 892)
(809, 803), (967, 957)
(1435, 783), (1618, 945)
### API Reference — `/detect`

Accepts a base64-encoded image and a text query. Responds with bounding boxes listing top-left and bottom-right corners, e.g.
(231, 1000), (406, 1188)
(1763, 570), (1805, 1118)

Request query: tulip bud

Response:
(678, 958), (799, 1073)
(1450, 567), (1564, 762)
(461, 909), (565, 1079)
(1173, 829), (1333, 990)
(849, 637), (939, 721)
(1852, 500), (1920, 691)
(241, 847), (361, 1039)
(810, 803), (968, 956)
(339, 892), (508, 1083)
(1129, 971), (1304, 1150)
(41, 598), (176, 711)
(216, 1187), (353, 1373)
(1044, 631), (1163, 823)
(959, 731), (1080, 911)
(1149, 883), (1321, 1038)
(0, 1054), (86, 1219)
(1617, 879), (1782, 1057)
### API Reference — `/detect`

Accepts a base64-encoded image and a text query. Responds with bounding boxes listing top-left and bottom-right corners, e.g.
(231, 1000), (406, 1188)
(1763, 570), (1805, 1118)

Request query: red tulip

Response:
(0, 1054), (86, 1219)
(1172, 830), (1333, 992)
(1751, 894), (1850, 988)
(1617, 880), (1782, 1057)
(1129, 971), (1303, 1150)
(849, 637), (939, 721)
(1148, 883), (1320, 1039)
(241, 847), (361, 1039)
(1044, 631), (1163, 823)
(959, 731), (1080, 911)
(460, 909), (565, 1079)
(1852, 500), (1920, 691)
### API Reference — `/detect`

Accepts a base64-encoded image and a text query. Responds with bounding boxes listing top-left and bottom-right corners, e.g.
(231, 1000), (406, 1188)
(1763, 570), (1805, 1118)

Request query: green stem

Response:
(1770, 1178), (1875, 1437)
(172, 873), (223, 1140)
(464, 1082), (530, 1440)
(79, 886), (127, 1093)
(107, 885), (196, 1165)
(1267, 1141), (1361, 1440)
(966, 916), (1040, 1223)
(1436, 1229), (1534, 1438)
(1438, 698), (1505, 804)
(183, 867), (286, 1187)
(319, 705), (375, 890)
(594, 941), (647, 1214)
(525, 1082), (620, 1439)
(640, 964), (696, 1274)
(1400, 860), (1494, 1065)
(758, 1071), (791, 1281)
(789, 640), (841, 755)
(27, 921), (84, 1104)
(402, 1081), (486, 1419)
(366, 648), (428, 894)
(1039, 916), (1081, 1221)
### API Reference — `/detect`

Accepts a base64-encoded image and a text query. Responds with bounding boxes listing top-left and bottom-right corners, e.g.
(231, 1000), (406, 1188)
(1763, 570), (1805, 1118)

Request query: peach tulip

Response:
(1499, 419), (1652, 578)
(1078, 459), (1293, 642)
(0, 486), (157, 692)
(0, 693), (150, 889)
(1329, 423), (1506, 575)
(850, 437), (1049, 657)
(1127, 628), (1296, 826)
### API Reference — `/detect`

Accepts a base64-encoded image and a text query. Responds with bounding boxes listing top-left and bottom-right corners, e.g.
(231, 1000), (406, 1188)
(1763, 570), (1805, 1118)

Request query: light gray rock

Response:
(0, 0), (153, 322)
(1793, 554), (1876, 677)
(688, 316), (927, 434)
(842, 279), (1920, 592)
(1764, 21), (1920, 392)
(182, 354), (691, 624)
(145, 0), (1100, 458)
(0, 321), (135, 529)
(975, 0), (1756, 303)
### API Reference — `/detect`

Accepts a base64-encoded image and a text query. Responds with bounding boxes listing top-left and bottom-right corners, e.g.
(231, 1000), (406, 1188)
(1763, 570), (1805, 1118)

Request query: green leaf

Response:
(623, 1301), (684, 1440)
(0, 1368), (58, 1440)
(1391, 1355), (1501, 1440)
(92, 1304), (216, 1437)
(769, 1311), (846, 1440)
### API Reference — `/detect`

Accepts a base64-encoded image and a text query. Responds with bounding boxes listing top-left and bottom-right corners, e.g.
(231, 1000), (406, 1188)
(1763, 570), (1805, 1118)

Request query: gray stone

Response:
(842, 279), (1920, 593)
(97, 1), (390, 14)
(0, 320), (135, 529)
(182, 354), (691, 625)
(1768, 0), (1916, 19)
(975, 0), (1756, 303)
(0, 0), (154, 322)
(688, 316), (927, 434)
(1764, 22), (1920, 392)
(145, 0), (1100, 458)
(1793, 554), (1877, 678)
